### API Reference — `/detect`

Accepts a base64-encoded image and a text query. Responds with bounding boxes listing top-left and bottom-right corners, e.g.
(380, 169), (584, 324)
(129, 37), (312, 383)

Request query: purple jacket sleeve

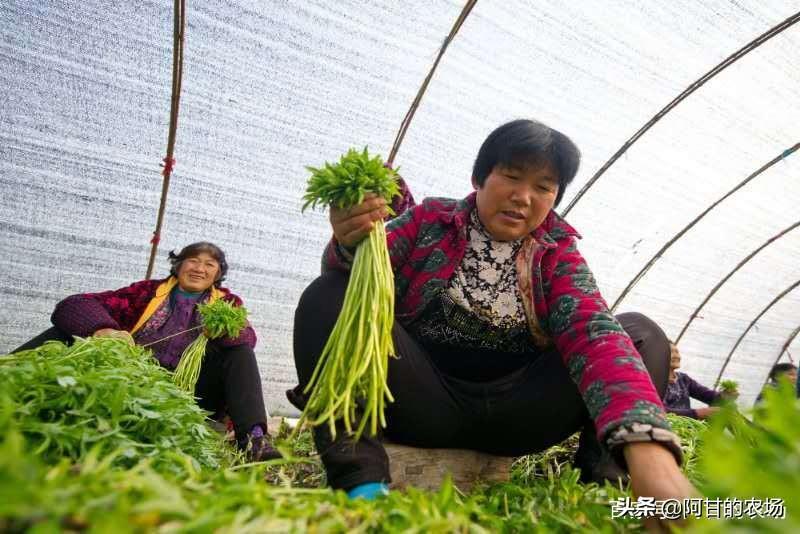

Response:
(686, 375), (721, 405)
(216, 323), (257, 349)
(52, 292), (125, 336)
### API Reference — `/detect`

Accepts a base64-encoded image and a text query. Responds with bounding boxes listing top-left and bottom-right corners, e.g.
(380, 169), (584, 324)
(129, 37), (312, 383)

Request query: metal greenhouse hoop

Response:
(560, 10), (800, 218)
(387, 0), (478, 167)
(674, 220), (800, 344)
(714, 279), (800, 387)
(610, 143), (799, 313)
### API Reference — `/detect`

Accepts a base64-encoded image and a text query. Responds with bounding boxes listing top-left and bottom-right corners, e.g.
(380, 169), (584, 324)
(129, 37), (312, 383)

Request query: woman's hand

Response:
(93, 328), (134, 345)
(624, 441), (698, 532)
(330, 193), (389, 248)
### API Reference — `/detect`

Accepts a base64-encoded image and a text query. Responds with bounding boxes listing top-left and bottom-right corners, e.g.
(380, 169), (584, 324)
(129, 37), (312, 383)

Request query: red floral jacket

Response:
(324, 192), (672, 445)
(51, 278), (256, 348)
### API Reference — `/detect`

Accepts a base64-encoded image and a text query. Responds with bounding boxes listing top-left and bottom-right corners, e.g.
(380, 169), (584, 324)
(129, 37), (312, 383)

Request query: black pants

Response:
(291, 271), (670, 490)
(13, 327), (267, 439)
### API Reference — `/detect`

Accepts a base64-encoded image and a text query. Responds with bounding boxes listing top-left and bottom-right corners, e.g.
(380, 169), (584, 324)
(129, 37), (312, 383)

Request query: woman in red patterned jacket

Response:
(289, 119), (695, 510)
(14, 242), (279, 461)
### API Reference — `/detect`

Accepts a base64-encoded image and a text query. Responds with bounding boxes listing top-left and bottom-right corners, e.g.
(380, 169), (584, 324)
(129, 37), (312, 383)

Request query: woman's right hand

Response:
(330, 193), (389, 248)
(93, 328), (134, 345)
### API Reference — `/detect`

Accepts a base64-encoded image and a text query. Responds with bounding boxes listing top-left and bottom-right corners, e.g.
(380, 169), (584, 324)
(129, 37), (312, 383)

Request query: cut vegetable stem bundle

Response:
(300, 147), (400, 440)
(172, 299), (248, 393)
(302, 221), (395, 439)
(173, 335), (209, 392)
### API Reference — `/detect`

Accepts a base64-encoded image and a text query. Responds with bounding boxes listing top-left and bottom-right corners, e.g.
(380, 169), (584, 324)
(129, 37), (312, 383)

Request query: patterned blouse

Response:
(407, 210), (537, 380)
(447, 209), (526, 328)
(132, 289), (204, 369)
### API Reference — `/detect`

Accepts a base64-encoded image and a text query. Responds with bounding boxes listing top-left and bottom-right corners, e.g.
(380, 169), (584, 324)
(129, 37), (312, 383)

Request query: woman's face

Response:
(669, 343), (681, 383)
(474, 163), (559, 241)
(176, 251), (220, 293)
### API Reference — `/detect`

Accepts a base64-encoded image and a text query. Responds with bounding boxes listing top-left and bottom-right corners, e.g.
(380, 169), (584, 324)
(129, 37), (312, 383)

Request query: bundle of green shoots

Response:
(300, 147), (400, 440)
(173, 299), (248, 392)
(718, 379), (739, 395)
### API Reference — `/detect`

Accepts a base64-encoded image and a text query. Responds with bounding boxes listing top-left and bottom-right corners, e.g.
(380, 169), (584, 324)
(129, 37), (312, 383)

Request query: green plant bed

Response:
(2, 338), (797, 532)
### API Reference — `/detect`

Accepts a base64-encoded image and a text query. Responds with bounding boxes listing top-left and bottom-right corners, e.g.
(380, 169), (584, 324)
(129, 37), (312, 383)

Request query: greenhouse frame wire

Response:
(560, 9), (800, 218)
(675, 220), (800, 344)
(610, 143), (800, 313)
(715, 278), (800, 387)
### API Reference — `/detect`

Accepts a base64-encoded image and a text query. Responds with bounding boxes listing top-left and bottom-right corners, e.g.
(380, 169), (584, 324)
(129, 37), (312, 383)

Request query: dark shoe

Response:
(580, 451), (630, 486)
(286, 386), (308, 410)
(237, 427), (282, 462)
(573, 429), (629, 486)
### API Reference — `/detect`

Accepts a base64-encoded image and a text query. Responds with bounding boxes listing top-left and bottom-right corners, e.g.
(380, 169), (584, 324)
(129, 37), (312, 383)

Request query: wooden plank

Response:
(384, 441), (513, 493)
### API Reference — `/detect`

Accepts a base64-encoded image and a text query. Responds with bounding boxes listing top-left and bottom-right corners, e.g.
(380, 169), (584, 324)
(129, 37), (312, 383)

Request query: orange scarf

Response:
(130, 277), (223, 334)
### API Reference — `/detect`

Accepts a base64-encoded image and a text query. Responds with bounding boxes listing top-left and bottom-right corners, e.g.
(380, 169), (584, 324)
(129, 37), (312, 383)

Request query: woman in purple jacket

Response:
(663, 342), (729, 419)
(13, 241), (279, 461)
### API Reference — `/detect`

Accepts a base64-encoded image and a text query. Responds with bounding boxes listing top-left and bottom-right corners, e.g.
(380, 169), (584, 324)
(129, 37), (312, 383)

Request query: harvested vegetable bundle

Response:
(173, 299), (248, 392)
(300, 147), (400, 439)
(718, 379), (739, 395)
(0, 337), (223, 473)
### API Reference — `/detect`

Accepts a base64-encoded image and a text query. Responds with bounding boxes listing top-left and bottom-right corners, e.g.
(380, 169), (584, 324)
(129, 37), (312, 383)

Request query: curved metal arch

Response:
(387, 0), (478, 166)
(560, 10), (800, 217)
(714, 279), (800, 388)
(609, 143), (799, 313)
(760, 324), (800, 390)
(674, 220), (800, 344)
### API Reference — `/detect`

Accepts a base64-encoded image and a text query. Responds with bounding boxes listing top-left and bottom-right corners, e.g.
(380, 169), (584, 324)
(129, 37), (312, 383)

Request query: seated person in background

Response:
(13, 241), (279, 461)
(754, 363), (798, 407)
(289, 119), (695, 515)
(663, 342), (730, 420)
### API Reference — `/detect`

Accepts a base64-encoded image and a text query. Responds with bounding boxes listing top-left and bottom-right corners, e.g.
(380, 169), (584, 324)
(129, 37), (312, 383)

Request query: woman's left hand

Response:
(93, 328), (134, 345)
(624, 441), (699, 532)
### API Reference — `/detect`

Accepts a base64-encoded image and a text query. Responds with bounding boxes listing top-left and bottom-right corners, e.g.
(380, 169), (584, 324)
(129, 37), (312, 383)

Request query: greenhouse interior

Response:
(1, 1), (799, 532)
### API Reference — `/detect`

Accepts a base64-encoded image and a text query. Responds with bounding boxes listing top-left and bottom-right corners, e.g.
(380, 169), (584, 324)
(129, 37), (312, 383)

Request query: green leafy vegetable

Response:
(690, 382), (799, 532)
(0, 338), (223, 474)
(199, 299), (249, 339)
(173, 299), (248, 392)
(718, 379), (739, 394)
(299, 147), (400, 440)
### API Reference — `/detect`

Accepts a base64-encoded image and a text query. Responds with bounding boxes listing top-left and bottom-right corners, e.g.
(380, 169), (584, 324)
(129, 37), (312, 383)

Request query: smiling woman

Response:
(11, 241), (280, 462)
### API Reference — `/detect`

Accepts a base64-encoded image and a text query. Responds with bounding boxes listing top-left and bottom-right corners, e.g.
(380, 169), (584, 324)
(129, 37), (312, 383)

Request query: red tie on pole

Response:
(145, 0), (185, 279)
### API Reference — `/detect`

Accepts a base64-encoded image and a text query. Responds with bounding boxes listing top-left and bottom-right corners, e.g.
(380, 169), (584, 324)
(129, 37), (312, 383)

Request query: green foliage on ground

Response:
(1, 338), (797, 532)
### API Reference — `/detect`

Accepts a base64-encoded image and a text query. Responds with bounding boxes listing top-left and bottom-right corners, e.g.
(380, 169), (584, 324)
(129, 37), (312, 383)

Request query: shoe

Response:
(573, 429), (629, 486)
(346, 482), (389, 500)
(237, 426), (282, 462)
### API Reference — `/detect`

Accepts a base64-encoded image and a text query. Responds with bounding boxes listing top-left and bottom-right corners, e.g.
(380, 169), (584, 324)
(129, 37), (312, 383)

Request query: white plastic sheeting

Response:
(1, 1), (798, 413)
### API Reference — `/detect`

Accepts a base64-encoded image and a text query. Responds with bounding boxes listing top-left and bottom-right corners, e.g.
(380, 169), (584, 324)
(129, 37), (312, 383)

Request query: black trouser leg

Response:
(194, 342), (268, 439)
(616, 312), (671, 398)
(292, 271), (472, 490)
(291, 271), (671, 488)
(10, 326), (72, 353)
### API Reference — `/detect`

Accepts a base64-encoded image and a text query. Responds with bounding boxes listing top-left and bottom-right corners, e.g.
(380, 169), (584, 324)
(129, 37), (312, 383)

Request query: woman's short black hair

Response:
(472, 119), (581, 207)
(168, 242), (228, 286)
(769, 362), (797, 381)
